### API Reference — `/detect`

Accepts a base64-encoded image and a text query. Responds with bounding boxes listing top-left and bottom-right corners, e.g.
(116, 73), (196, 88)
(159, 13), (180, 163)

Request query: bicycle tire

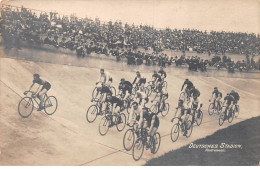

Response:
(86, 105), (99, 123)
(44, 96), (58, 115)
(228, 110), (235, 123)
(18, 97), (34, 118)
(92, 87), (98, 99)
(163, 81), (167, 89)
(208, 103), (214, 116)
(161, 103), (169, 117)
(170, 123), (180, 142)
(99, 116), (111, 136)
(116, 113), (126, 132)
(234, 105), (240, 118)
(219, 112), (225, 126)
(185, 120), (193, 138)
(123, 129), (135, 151)
(152, 132), (161, 154)
(196, 110), (203, 126)
(132, 138), (144, 161)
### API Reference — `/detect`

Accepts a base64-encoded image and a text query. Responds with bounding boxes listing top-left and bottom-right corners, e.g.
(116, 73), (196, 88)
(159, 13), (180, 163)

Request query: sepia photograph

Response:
(0, 0), (259, 166)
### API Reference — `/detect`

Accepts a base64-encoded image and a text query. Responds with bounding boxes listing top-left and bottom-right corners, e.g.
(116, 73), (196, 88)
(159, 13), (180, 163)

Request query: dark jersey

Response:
(230, 92), (240, 101)
(101, 86), (112, 95)
(212, 90), (222, 97)
(152, 73), (162, 81)
(190, 88), (200, 97)
(224, 95), (235, 105)
(181, 80), (193, 90)
(33, 78), (46, 85)
(107, 96), (123, 107)
(119, 81), (133, 93)
(147, 113), (160, 128)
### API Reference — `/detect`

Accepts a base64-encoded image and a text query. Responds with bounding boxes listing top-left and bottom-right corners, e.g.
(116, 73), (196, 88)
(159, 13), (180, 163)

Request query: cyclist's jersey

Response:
(106, 96), (123, 107)
(132, 76), (141, 85)
(182, 80), (193, 90)
(98, 72), (112, 84)
(152, 73), (162, 82)
(224, 95), (235, 105)
(230, 92), (240, 102)
(139, 78), (146, 84)
(158, 70), (166, 78)
(33, 78), (51, 90)
(119, 81), (133, 93)
(212, 90), (222, 98)
(190, 88), (200, 97)
(101, 86), (112, 95)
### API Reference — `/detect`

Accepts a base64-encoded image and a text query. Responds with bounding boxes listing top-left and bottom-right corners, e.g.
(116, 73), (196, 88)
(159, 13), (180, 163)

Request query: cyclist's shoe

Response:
(37, 106), (44, 111)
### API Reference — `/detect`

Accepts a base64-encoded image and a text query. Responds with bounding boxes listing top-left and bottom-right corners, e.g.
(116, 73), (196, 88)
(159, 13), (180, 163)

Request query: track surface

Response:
(0, 47), (259, 165)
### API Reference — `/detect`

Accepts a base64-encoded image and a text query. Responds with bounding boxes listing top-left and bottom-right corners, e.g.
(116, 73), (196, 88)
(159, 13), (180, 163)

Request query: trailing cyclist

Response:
(118, 78), (133, 100)
(230, 90), (240, 109)
(181, 79), (194, 98)
(209, 87), (222, 109)
(95, 68), (113, 98)
(223, 93), (235, 120)
(25, 74), (51, 111)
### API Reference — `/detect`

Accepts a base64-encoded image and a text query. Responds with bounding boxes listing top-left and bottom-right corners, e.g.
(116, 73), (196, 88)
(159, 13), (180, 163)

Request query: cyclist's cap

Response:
(231, 90), (235, 93)
(132, 102), (138, 106)
(136, 71), (140, 74)
(214, 87), (218, 90)
(185, 78), (189, 81)
(100, 68), (104, 72)
(121, 78), (125, 82)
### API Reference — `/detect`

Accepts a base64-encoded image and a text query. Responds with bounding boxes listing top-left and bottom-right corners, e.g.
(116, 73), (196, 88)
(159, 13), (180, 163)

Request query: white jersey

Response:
(98, 71), (111, 84)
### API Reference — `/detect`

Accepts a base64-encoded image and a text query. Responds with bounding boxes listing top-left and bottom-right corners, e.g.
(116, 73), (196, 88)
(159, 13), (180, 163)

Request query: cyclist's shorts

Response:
(42, 82), (51, 90)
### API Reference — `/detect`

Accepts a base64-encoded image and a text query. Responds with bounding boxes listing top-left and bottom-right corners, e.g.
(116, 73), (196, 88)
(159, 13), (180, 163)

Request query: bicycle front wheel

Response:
(219, 112), (225, 126)
(170, 123), (180, 142)
(185, 120), (193, 138)
(18, 97), (34, 118)
(86, 105), (99, 123)
(161, 103), (169, 117)
(152, 132), (161, 154)
(132, 138), (144, 161)
(196, 110), (203, 126)
(123, 129), (135, 151)
(116, 113), (126, 132)
(228, 110), (235, 123)
(234, 105), (240, 118)
(44, 96), (58, 115)
(208, 103), (214, 116)
(99, 116), (111, 136)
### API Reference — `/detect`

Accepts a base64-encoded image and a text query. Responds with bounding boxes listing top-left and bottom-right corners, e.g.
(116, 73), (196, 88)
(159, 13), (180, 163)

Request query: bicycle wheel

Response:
(234, 105), (240, 118)
(110, 86), (116, 96)
(170, 123), (180, 142)
(123, 129), (135, 151)
(208, 103), (214, 116)
(228, 110), (235, 123)
(132, 138), (144, 161)
(161, 103), (169, 117)
(219, 112), (225, 126)
(99, 116), (111, 136)
(44, 96), (58, 115)
(92, 87), (99, 99)
(86, 105), (99, 123)
(179, 92), (186, 101)
(217, 101), (222, 114)
(196, 110), (203, 126)
(18, 97), (34, 118)
(162, 81), (167, 89)
(152, 132), (161, 154)
(116, 113), (126, 132)
(149, 104), (158, 114)
(185, 120), (193, 138)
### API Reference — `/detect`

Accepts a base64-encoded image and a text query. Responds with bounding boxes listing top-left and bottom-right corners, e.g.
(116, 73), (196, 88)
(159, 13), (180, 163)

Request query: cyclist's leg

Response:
(113, 106), (121, 123)
(38, 88), (48, 109)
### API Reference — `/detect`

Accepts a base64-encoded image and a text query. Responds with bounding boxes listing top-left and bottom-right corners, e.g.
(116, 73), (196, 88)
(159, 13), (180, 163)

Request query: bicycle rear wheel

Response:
(132, 138), (144, 161)
(170, 123), (180, 142)
(185, 120), (193, 138)
(18, 97), (34, 118)
(152, 132), (161, 154)
(99, 116), (111, 136)
(234, 105), (240, 118)
(161, 103), (169, 117)
(123, 129), (135, 151)
(219, 112), (225, 126)
(116, 113), (126, 132)
(228, 110), (235, 123)
(86, 105), (99, 123)
(208, 103), (214, 116)
(196, 110), (203, 126)
(92, 87), (99, 99)
(44, 96), (58, 115)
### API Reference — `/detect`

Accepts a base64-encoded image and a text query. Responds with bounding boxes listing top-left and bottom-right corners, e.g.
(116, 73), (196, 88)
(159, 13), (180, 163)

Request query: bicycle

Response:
(218, 105), (234, 126)
(208, 99), (222, 116)
(170, 116), (193, 142)
(117, 92), (134, 114)
(18, 91), (58, 118)
(86, 97), (108, 123)
(149, 100), (169, 117)
(132, 128), (161, 161)
(191, 105), (203, 126)
(98, 110), (126, 136)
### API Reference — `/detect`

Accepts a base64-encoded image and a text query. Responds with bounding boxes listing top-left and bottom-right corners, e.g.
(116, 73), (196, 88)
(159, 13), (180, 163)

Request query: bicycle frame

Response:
(24, 91), (48, 107)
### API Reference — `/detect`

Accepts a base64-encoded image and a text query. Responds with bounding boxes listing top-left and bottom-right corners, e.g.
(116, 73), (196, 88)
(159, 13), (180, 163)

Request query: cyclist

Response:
(25, 74), (51, 111)
(135, 79), (148, 107)
(157, 84), (168, 113)
(230, 90), (240, 107)
(118, 78), (133, 100)
(171, 99), (191, 136)
(209, 87), (222, 109)
(128, 101), (142, 126)
(189, 95), (202, 124)
(105, 92), (124, 125)
(223, 93), (235, 120)
(95, 68), (113, 98)
(151, 71), (161, 90)
(137, 107), (160, 138)
(181, 79), (194, 97)
(132, 71), (142, 88)
(158, 67), (167, 81)
(97, 84), (113, 114)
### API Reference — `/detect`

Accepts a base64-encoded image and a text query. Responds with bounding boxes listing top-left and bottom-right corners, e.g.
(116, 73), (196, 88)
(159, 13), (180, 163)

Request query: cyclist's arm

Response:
(28, 82), (35, 92)
(181, 83), (185, 91)
(132, 77), (137, 85)
(35, 84), (42, 95)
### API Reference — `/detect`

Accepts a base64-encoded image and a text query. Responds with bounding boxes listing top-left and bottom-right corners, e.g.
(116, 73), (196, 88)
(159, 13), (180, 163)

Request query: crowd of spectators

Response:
(1, 4), (260, 71)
